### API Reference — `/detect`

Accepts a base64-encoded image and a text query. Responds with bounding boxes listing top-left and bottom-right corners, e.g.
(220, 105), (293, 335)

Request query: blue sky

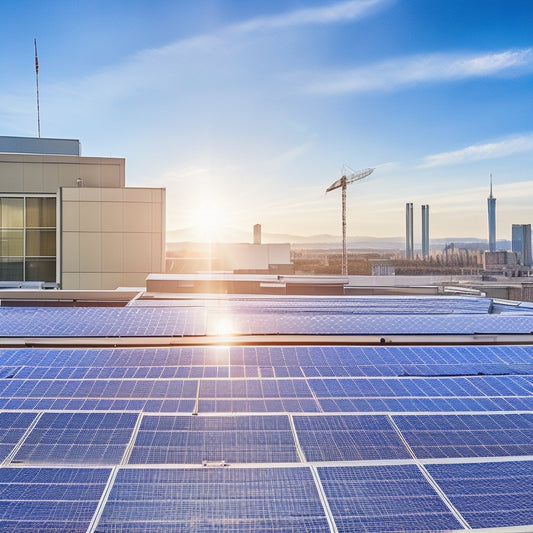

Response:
(2, 0), (533, 241)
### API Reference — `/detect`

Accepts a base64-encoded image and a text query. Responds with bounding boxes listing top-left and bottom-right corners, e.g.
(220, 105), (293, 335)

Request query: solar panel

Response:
(0, 307), (206, 337)
(0, 412), (37, 462)
(207, 312), (533, 335)
(0, 297), (531, 531)
(205, 295), (492, 314)
(128, 415), (300, 464)
(427, 461), (533, 529)
(318, 464), (463, 532)
(95, 467), (330, 532)
(393, 413), (533, 459)
(0, 467), (110, 532)
(293, 415), (411, 461)
(12, 412), (138, 466)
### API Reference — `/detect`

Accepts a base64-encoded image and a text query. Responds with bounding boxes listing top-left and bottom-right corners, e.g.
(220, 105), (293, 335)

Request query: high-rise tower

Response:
(512, 224), (532, 267)
(421, 204), (429, 259)
(405, 203), (414, 259)
(487, 175), (496, 252)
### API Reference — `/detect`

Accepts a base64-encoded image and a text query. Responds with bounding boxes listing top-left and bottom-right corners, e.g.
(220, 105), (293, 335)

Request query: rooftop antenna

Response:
(34, 38), (40, 138)
(326, 165), (374, 276)
(489, 173), (493, 198)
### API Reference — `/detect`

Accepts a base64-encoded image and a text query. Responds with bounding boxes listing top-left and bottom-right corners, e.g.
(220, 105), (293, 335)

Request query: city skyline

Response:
(2, 0), (533, 240)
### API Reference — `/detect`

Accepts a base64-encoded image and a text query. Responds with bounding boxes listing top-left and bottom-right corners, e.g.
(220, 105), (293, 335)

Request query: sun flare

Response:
(189, 203), (229, 242)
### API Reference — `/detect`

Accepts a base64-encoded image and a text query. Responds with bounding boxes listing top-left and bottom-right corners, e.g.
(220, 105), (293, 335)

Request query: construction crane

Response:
(326, 165), (374, 276)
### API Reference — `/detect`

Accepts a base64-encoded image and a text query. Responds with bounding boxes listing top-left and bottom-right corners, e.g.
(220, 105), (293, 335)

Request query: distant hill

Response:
(167, 226), (506, 251)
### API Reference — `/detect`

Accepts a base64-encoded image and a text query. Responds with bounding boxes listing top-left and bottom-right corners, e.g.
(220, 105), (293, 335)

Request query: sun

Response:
(189, 203), (228, 242)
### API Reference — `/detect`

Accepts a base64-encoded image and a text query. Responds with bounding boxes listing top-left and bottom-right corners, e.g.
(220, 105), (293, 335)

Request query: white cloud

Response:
(234, 0), (391, 32)
(306, 49), (533, 94)
(420, 135), (533, 168)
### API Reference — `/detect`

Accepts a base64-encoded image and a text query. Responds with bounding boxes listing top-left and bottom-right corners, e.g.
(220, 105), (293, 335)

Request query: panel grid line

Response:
(120, 412), (143, 465)
(86, 466), (120, 533)
(388, 414), (472, 530)
(2, 411), (43, 466)
(310, 465), (338, 533)
(288, 414), (307, 463)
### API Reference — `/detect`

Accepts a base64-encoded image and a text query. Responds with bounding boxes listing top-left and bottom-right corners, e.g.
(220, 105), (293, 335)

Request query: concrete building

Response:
(483, 250), (519, 277)
(421, 204), (429, 259)
(487, 175), (496, 252)
(166, 242), (293, 275)
(512, 224), (532, 267)
(0, 136), (165, 289)
(405, 202), (413, 259)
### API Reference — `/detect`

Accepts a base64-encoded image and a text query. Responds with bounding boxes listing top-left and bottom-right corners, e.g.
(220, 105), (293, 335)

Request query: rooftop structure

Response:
(0, 286), (531, 531)
(0, 136), (165, 290)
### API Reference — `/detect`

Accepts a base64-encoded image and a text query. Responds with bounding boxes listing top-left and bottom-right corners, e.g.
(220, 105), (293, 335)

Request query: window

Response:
(0, 196), (56, 282)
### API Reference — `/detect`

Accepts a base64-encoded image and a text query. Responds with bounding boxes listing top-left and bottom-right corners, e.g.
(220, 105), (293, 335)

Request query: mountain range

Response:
(167, 226), (501, 250)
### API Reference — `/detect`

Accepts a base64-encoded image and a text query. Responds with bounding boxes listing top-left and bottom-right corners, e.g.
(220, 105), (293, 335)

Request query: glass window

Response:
(0, 198), (23, 228)
(0, 229), (24, 256)
(26, 197), (56, 228)
(26, 229), (56, 257)
(0, 258), (24, 281)
(25, 258), (56, 282)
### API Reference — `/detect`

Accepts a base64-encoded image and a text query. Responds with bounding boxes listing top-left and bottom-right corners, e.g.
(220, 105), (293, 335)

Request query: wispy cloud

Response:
(306, 48), (533, 94)
(420, 134), (533, 168)
(234, 0), (391, 32)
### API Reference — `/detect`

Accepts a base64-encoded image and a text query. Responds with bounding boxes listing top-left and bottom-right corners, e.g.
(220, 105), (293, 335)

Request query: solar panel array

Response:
(4, 297), (533, 336)
(0, 296), (531, 531)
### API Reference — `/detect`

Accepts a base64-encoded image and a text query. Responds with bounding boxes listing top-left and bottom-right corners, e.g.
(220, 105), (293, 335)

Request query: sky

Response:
(2, 0), (533, 242)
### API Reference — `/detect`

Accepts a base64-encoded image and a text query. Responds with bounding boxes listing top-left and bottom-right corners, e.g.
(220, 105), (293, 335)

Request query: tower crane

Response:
(326, 165), (374, 276)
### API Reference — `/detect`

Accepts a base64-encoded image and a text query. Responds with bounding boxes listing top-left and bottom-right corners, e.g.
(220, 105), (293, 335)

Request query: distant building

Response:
(166, 242), (293, 275)
(512, 224), (532, 267)
(483, 250), (519, 277)
(0, 136), (165, 289)
(487, 175), (496, 252)
(253, 224), (261, 245)
(370, 261), (395, 276)
(421, 204), (429, 259)
(405, 202), (413, 259)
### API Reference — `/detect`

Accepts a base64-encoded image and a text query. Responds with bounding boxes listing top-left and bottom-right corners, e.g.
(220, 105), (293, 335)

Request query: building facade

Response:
(512, 224), (532, 267)
(0, 136), (165, 289)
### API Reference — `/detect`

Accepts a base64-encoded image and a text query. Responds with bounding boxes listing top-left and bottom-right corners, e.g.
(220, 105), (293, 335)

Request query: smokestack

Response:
(253, 224), (261, 245)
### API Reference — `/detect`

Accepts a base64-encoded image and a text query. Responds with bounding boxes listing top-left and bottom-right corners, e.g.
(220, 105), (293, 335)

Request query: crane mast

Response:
(326, 166), (374, 276)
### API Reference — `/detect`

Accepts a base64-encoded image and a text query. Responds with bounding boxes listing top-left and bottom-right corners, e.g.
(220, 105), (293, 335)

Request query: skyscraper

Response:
(421, 204), (429, 259)
(487, 175), (496, 252)
(512, 224), (532, 267)
(405, 203), (413, 259)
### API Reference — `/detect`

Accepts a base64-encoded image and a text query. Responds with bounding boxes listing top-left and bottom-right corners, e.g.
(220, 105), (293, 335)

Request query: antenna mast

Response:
(34, 38), (41, 138)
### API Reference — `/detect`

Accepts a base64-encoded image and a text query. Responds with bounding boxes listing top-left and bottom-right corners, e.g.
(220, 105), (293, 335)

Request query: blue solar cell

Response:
(394, 413), (533, 459)
(0, 467), (110, 533)
(12, 412), (138, 466)
(206, 311), (533, 335)
(0, 307), (206, 337)
(294, 415), (410, 461)
(129, 415), (300, 464)
(95, 467), (330, 532)
(0, 412), (38, 462)
(427, 461), (533, 529)
(319, 464), (463, 532)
